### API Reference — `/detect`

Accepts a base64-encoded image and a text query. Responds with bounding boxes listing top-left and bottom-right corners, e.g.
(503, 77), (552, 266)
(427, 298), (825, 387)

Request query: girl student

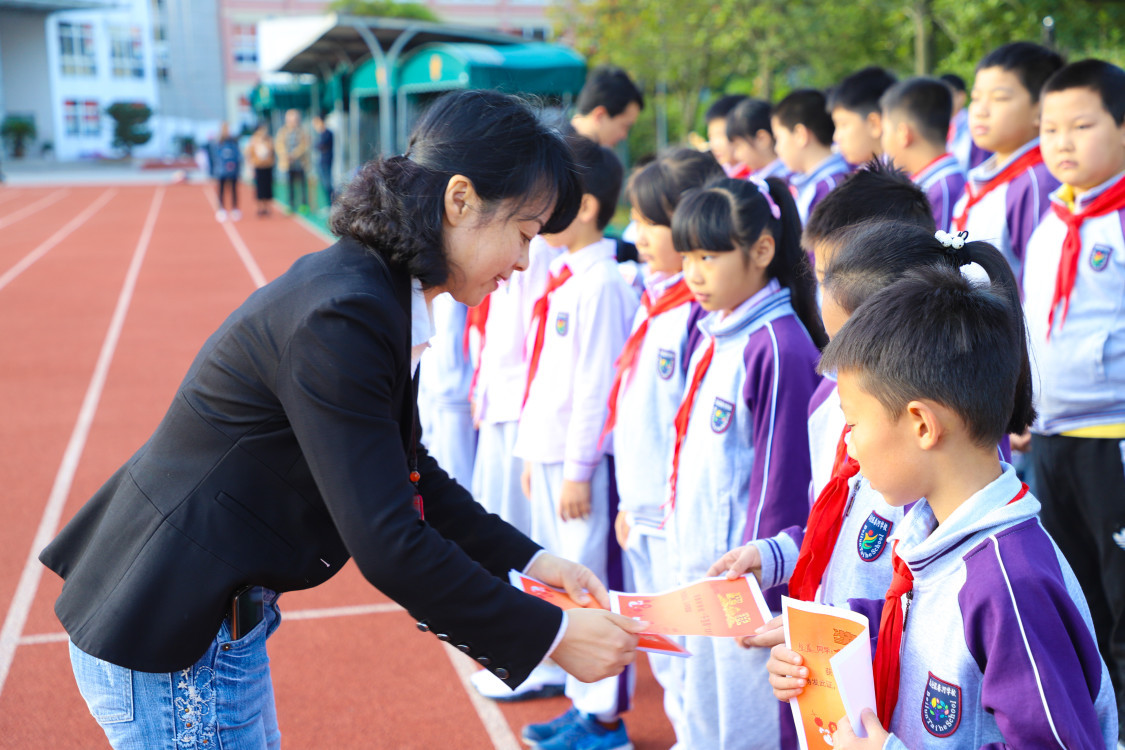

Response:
(603, 148), (723, 740)
(664, 176), (826, 749)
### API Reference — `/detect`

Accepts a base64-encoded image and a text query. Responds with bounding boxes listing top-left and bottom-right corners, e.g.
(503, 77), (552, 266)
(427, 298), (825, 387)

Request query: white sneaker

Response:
(231, 209), (242, 221)
(215, 209), (227, 221)
(470, 662), (566, 702)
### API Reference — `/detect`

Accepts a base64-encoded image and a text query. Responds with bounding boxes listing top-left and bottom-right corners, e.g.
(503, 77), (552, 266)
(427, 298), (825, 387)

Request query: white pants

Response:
(471, 420), (530, 537)
(419, 402), (476, 489)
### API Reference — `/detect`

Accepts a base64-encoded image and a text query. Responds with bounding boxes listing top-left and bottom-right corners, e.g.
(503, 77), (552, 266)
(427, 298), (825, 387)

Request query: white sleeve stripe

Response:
(989, 535), (1066, 749)
(751, 322), (781, 540)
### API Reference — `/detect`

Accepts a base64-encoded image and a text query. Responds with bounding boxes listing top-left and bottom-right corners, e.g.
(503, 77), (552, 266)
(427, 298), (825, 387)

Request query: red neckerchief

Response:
(953, 147), (1043, 231)
(522, 266), (573, 408)
(464, 294), (490, 402)
(665, 338), (716, 518)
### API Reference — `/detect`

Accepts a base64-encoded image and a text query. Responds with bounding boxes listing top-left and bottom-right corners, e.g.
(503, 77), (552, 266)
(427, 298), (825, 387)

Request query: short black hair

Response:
(705, 94), (748, 123)
(331, 89), (582, 287)
(567, 134), (624, 231)
(820, 262), (1035, 446)
(576, 66), (645, 117)
(880, 77), (954, 146)
(773, 89), (834, 147)
(628, 147), (724, 226)
(1042, 58), (1125, 125)
(803, 159), (934, 249)
(827, 67), (898, 117)
(976, 41), (1064, 104)
(726, 98), (774, 142)
(939, 73), (966, 93)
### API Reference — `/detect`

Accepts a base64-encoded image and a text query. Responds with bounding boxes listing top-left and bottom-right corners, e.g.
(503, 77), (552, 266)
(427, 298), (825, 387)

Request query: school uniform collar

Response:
(913, 153), (961, 184)
(410, 280), (436, 377)
(789, 152), (848, 188)
(697, 278), (791, 339)
(891, 464), (1039, 579)
(753, 159), (789, 181)
(1051, 170), (1125, 213)
(645, 271), (685, 297)
(969, 137), (1040, 185)
(549, 237), (617, 276)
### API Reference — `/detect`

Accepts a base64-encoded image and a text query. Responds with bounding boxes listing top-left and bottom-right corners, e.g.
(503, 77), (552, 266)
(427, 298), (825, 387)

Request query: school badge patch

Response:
(657, 349), (676, 380)
(1090, 244), (1112, 271)
(857, 511), (892, 562)
(711, 398), (735, 433)
(555, 312), (569, 336)
(922, 672), (961, 738)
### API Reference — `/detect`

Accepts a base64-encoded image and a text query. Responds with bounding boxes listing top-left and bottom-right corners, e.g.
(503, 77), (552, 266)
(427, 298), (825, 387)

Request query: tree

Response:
(328, 0), (439, 21)
(1, 116), (36, 158)
(106, 102), (153, 155)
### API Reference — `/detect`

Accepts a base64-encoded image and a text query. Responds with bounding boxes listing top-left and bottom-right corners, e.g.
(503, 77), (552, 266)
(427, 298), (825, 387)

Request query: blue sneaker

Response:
(522, 707), (581, 746)
(538, 714), (633, 750)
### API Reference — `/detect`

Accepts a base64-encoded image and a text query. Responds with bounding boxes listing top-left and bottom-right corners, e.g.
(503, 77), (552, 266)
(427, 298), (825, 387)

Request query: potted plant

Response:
(1, 116), (37, 158)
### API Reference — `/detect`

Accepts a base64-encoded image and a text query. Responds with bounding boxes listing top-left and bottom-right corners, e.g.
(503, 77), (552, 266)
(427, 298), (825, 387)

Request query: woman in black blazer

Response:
(41, 90), (646, 749)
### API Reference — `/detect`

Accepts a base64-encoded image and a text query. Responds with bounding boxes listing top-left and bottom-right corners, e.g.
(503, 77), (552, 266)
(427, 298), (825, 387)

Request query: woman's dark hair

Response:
(671, 177), (828, 349)
(330, 89), (582, 287)
(627, 148), (724, 227)
(820, 220), (1035, 440)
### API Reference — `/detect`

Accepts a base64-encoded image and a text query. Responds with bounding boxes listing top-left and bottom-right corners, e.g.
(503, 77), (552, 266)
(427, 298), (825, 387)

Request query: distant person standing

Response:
(246, 123), (276, 217)
(275, 109), (309, 214)
(313, 116), (335, 208)
(214, 123), (242, 222)
(569, 66), (644, 148)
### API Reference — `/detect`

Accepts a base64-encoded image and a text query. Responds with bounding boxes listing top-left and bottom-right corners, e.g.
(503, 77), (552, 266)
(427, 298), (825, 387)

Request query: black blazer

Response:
(40, 237), (562, 686)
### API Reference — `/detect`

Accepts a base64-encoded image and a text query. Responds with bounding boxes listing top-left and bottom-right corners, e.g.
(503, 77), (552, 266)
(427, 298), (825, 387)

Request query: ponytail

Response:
(764, 177), (827, 349)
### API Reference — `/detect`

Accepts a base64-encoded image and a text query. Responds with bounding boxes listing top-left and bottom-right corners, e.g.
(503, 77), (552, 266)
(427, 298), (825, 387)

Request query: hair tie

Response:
(748, 176), (782, 220)
(935, 230), (971, 266)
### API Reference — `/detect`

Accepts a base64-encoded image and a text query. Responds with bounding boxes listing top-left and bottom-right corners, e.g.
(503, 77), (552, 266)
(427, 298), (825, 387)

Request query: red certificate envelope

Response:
(508, 571), (690, 657)
(610, 575), (771, 638)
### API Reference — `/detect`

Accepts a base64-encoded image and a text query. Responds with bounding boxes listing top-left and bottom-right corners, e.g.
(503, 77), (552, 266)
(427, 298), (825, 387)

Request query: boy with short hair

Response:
(515, 135), (640, 750)
(827, 66), (897, 167)
(880, 77), (966, 231)
(952, 41), (1064, 274)
(773, 89), (851, 224)
(727, 97), (790, 181)
(704, 94), (748, 175)
(1023, 58), (1125, 743)
(570, 66), (645, 149)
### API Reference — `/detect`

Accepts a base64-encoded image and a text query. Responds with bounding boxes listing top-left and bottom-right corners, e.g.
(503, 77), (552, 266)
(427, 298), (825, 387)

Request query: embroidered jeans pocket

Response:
(69, 640), (134, 724)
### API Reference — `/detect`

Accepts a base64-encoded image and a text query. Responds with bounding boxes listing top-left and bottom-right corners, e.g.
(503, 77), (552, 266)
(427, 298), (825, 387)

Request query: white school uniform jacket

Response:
(513, 238), (639, 481)
(474, 237), (563, 426)
(850, 466), (1117, 749)
(667, 282), (820, 610)
(1023, 172), (1125, 435)
(791, 152), (851, 224)
(612, 273), (702, 530)
(951, 138), (1058, 275)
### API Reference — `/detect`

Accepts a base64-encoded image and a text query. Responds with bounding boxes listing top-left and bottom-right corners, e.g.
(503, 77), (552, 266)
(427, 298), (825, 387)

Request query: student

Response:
(214, 123), (242, 222)
(515, 135), (639, 750)
(727, 98), (791, 182)
(665, 176), (825, 749)
(1024, 58), (1125, 742)
(773, 89), (851, 224)
(604, 148), (723, 740)
(417, 295), (475, 487)
(767, 256), (1118, 748)
(880, 77), (966, 231)
(704, 94), (749, 175)
(827, 66), (897, 167)
(940, 73), (992, 173)
(951, 41), (1064, 274)
(570, 66), (645, 148)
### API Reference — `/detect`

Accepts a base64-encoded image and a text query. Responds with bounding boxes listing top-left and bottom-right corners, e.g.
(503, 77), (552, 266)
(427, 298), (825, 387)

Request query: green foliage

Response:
(329, 0), (439, 21)
(106, 101), (153, 155)
(1, 115), (36, 158)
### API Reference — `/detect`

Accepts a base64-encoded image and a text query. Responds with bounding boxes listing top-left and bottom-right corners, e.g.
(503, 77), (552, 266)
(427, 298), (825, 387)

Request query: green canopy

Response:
(397, 42), (586, 96)
(248, 82), (312, 114)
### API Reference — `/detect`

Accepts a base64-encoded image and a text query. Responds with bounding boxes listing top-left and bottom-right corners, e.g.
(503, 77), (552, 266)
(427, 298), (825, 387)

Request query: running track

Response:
(0, 181), (675, 748)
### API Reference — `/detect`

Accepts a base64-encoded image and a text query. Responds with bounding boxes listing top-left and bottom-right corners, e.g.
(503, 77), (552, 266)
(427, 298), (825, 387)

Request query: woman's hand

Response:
(525, 552), (609, 609)
(521, 462), (533, 500)
(766, 643), (808, 701)
(615, 510), (631, 550)
(832, 710), (889, 749)
(736, 615), (785, 649)
(559, 480), (591, 521)
(707, 543), (762, 581)
(550, 608), (647, 683)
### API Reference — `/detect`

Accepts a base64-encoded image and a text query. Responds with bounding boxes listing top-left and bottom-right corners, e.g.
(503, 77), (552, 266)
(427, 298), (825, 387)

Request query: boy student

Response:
(514, 135), (639, 750)
(773, 89), (851, 224)
(769, 261), (1118, 749)
(704, 94), (749, 175)
(880, 77), (966, 231)
(1024, 59), (1125, 742)
(952, 41), (1063, 274)
(827, 66), (897, 167)
(569, 66), (645, 149)
(727, 97), (791, 182)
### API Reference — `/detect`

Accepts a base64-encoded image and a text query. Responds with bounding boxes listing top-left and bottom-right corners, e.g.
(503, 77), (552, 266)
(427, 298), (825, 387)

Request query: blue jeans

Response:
(69, 588), (282, 749)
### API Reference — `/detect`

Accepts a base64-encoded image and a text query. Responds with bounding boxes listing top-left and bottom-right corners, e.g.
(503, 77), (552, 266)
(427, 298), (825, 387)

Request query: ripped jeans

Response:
(68, 588), (282, 749)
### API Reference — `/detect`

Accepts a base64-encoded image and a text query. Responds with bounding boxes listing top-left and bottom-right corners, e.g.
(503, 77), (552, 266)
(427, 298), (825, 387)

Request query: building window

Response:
(153, 24), (169, 81)
(64, 100), (100, 136)
(64, 100), (80, 135)
(231, 23), (258, 70)
(110, 26), (145, 78)
(83, 101), (101, 135)
(58, 22), (96, 76)
(522, 26), (549, 40)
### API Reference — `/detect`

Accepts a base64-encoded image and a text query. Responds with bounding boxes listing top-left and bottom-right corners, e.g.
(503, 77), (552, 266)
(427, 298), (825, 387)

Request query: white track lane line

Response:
(203, 186), (267, 288)
(443, 643), (524, 750)
(0, 186), (165, 698)
(0, 189), (116, 293)
(0, 189), (68, 231)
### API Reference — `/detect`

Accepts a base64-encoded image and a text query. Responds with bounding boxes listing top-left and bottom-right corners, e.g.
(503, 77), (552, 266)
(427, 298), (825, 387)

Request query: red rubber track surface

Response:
(0, 182), (675, 749)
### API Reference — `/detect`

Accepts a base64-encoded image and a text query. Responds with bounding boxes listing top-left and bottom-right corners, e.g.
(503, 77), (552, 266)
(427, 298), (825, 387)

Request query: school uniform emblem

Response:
(921, 672), (961, 737)
(711, 398), (735, 433)
(555, 312), (569, 336)
(657, 349), (676, 380)
(1090, 244), (1112, 271)
(857, 512), (892, 562)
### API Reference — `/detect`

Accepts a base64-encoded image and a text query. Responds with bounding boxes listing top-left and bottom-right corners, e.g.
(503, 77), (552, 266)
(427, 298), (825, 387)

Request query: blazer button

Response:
(416, 622), (430, 633)
(494, 667), (509, 680)
(457, 643), (472, 654)
(436, 633), (450, 642)
(476, 656), (491, 667)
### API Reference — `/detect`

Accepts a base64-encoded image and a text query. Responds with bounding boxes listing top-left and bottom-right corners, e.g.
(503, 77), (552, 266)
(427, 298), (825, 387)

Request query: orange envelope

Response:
(610, 575), (771, 638)
(781, 597), (871, 750)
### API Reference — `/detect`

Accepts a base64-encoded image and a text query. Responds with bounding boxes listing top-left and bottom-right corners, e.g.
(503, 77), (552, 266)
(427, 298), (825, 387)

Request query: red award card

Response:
(609, 575), (771, 638)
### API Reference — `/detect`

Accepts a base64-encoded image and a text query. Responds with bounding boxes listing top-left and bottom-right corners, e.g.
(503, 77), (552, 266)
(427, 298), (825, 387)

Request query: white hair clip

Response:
(935, 229), (968, 250)
(748, 176), (782, 220)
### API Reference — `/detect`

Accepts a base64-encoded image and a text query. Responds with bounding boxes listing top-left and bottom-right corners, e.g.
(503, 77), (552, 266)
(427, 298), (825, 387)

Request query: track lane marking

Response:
(0, 189), (68, 230)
